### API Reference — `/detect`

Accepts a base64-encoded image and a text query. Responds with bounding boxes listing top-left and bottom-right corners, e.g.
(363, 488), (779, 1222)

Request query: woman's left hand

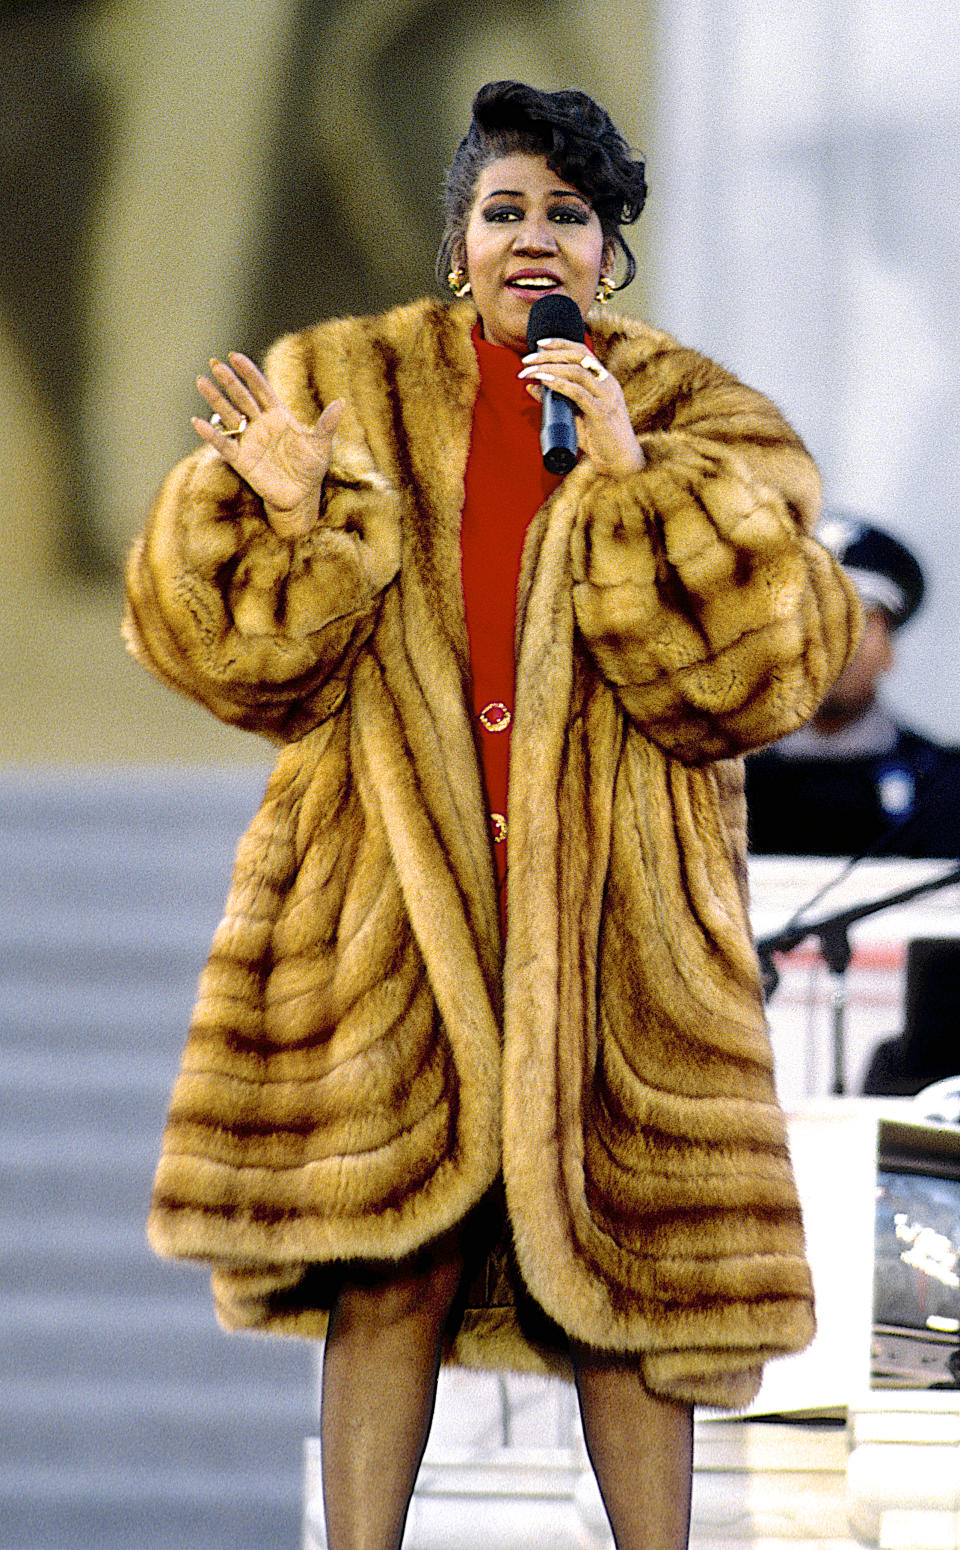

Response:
(518, 339), (644, 478)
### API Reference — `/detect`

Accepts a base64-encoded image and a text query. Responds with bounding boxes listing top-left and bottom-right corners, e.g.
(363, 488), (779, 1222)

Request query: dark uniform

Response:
(746, 719), (960, 858)
(746, 513), (960, 859)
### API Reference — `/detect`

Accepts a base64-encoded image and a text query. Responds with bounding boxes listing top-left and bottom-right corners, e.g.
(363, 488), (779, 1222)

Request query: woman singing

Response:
(125, 81), (860, 1550)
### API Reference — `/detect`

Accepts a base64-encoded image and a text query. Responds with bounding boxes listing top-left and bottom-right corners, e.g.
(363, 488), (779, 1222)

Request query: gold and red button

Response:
(479, 701), (511, 733)
(490, 813), (507, 844)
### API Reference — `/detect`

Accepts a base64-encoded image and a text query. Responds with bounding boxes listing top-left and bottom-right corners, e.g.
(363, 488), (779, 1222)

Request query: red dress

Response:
(460, 325), (562, 921)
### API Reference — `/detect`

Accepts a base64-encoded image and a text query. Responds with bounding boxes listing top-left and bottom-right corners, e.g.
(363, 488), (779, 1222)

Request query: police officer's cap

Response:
(817, 513), (925, 630)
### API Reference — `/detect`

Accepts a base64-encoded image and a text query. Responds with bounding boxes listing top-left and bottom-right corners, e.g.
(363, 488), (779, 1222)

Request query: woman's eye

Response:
(481, 202), (590, 225)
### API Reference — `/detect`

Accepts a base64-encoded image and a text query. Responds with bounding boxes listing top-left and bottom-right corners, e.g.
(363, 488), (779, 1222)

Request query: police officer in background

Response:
(746, 515), (960, 858)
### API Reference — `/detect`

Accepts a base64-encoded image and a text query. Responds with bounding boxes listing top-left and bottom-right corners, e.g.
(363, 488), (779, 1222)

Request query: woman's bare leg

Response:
(573, 1344), (694, 1550)
(320, 1235), (463, 1550)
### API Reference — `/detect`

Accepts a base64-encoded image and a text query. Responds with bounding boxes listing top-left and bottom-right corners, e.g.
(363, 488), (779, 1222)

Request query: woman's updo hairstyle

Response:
(436, 80), (648, 293)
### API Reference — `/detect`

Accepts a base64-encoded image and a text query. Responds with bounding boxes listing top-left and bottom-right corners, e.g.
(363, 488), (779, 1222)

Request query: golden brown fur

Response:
(124, 298), (860, 1408)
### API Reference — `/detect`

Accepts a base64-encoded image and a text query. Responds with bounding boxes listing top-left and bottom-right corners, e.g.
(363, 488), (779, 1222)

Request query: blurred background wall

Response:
(1, 0), (958, 765)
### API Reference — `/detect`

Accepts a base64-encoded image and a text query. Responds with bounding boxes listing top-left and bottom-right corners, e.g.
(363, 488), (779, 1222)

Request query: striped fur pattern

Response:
(124, 297), (860, 1407)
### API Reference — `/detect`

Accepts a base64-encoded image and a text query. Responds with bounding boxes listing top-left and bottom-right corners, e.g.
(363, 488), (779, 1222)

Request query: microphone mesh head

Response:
(526, 295), (585, 351)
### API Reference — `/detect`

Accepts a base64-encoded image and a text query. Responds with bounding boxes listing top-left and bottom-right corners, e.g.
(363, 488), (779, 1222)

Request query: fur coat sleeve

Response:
(122, 396), (402, 741)
(124, 297), (860, 1411)
(564, 324), (853, 762)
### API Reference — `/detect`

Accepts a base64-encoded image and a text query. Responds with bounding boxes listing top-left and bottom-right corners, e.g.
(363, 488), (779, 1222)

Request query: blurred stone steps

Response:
(0, 764), (313, 1550)
(0, 1466), (298, 1550)
(0, 982), (198, 1054)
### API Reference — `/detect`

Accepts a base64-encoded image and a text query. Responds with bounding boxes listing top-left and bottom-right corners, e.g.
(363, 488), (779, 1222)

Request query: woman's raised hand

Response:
(193, 352), (344, 538)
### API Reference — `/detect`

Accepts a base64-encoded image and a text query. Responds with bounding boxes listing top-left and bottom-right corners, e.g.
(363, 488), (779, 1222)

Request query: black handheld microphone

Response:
(526, 294), (585, 475)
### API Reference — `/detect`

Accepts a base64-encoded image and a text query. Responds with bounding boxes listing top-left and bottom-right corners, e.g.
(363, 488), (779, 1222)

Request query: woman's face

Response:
(461, 152), (610, 352)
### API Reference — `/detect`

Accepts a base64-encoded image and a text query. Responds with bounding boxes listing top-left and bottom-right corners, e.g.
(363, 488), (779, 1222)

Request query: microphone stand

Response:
(755, 863), (960, 1094)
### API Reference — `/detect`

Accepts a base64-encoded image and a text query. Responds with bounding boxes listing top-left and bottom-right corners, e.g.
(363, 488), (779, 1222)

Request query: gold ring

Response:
(581, 356), (609, 382)
(211, 412), (248, 438)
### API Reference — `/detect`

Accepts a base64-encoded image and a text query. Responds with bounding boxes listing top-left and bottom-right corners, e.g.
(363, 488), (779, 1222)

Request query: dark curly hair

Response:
(436, 81), (648, 293)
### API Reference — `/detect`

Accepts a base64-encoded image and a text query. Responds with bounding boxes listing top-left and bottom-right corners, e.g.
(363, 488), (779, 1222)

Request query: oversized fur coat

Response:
(124, 296), (860, 1409)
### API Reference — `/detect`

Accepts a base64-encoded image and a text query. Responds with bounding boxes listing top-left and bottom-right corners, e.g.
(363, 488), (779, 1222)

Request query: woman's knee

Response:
(334, 1237), (464, 1335)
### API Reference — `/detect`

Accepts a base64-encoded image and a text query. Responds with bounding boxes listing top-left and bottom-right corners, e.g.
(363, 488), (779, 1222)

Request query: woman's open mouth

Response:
(506, 272), (562, 297)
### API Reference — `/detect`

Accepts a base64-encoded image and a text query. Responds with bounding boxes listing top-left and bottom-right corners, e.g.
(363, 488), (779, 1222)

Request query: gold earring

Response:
(447, 267), (472, 298)
(595, 274), (615, 304)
